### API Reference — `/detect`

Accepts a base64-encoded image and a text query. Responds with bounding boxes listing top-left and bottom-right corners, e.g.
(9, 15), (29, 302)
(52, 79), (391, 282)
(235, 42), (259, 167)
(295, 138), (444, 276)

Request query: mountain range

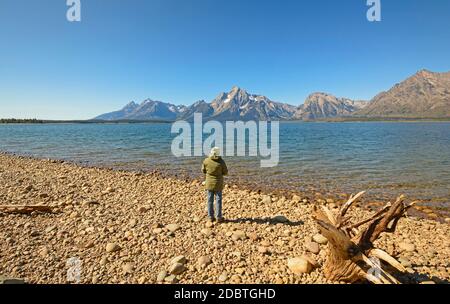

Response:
(355, 69), (450, 118)
(94, 99), (187, 121)
(94, 69), (450, 121)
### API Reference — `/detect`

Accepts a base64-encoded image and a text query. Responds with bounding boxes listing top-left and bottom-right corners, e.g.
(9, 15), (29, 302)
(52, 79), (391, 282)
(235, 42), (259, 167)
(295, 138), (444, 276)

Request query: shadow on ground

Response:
(224, 217), (304, 226)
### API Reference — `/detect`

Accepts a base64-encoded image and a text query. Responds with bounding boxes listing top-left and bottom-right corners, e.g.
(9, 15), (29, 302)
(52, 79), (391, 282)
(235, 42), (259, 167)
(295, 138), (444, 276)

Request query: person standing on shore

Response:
(202, 147), (228, 223)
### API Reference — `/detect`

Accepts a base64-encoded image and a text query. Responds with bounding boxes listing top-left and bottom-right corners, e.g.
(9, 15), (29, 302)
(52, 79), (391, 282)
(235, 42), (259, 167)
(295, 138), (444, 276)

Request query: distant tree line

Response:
(0, 118), (45, 124)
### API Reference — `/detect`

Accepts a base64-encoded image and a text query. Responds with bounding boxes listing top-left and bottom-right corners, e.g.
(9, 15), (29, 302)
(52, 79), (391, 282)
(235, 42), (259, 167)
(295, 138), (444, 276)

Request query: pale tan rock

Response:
(287, 257), (313, 274)
(170, 256), (187, 265)
(197, 256), (212, 267)
(399, 242), (416, 252)
(169, 263), (186, 275)
(106, 243), (121, 253)
(305, 241), (320, 254)
(312, 234), (328, 245)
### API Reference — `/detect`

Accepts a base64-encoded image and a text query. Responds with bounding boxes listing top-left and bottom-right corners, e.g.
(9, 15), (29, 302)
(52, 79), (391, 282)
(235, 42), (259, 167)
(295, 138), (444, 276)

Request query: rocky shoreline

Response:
(0, 152), (449, 284)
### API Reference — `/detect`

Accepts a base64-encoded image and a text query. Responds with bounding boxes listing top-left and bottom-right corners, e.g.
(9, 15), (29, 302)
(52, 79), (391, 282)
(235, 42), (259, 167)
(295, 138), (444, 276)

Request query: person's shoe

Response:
(216, 217), (225, 223)
(207, 218), (216, 223)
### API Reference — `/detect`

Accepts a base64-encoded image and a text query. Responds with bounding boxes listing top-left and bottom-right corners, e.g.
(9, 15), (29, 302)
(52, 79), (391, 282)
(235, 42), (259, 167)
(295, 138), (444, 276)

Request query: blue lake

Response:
(1, 122), (449, 211)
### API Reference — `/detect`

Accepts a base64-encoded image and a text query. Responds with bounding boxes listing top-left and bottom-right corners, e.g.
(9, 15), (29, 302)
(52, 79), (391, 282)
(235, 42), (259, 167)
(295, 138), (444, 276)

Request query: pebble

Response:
(287, 257), (313, 274)
(230, 274), (242, 284)
(157, 271), (167, 282)
(45, 226), (56, 233)
(122, 262), (134, 274)
(262, 195), (272, 204)
(260, 240), (271, 247)
(218, 273), (228, 282)
(164, 275), (178, 284)
(292, 195), (302, 203)
(231, 230), (246, 241)
(399, 242), (416, 252)
(257, 246), (269, 254)
(201, 228), (213, 236)
(138, 276), (146, 284)
(305, 241), (320, 254)
(138, 206), (148, 213)
(398, 257), (412, 268)
(30, 230), (40, 237)
(312, 234), (328, 245)
(170, 256), (187, 265)
(39, 247), (49, 257)
(248, 232), (259, 241)
(166, 224), (181, 232)
(152, 228), (163, 234)
(169, 263), (186, 275)
(105, 243), (121, 253)
(197, 256), (212, 267)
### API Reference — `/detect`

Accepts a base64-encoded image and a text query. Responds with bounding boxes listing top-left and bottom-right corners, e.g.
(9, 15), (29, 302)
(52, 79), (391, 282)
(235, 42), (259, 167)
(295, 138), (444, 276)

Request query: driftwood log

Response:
(0, 205), (53, 214)
(313, 191), (416, 284)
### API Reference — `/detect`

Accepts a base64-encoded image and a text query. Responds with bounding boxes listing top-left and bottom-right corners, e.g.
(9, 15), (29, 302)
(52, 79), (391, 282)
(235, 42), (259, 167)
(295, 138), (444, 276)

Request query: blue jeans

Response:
(207, 190), (223, 220)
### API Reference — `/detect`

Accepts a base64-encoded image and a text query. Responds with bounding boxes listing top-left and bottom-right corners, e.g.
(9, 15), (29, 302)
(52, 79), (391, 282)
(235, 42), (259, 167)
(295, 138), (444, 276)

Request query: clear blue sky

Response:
(1, 0), (449, 120)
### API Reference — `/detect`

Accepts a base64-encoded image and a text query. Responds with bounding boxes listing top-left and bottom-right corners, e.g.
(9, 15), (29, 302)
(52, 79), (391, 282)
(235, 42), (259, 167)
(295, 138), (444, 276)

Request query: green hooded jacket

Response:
(202, 156), (228, 192)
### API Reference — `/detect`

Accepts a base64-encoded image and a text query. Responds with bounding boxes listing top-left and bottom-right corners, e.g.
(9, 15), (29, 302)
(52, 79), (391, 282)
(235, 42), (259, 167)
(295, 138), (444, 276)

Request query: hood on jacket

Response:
(210, 155), (222, 162)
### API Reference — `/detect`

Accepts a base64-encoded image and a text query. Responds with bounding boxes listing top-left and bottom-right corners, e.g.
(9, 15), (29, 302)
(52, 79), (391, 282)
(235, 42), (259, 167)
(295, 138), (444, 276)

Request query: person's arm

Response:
(202, 160), (207, 174)
(222, 160), (228, 176)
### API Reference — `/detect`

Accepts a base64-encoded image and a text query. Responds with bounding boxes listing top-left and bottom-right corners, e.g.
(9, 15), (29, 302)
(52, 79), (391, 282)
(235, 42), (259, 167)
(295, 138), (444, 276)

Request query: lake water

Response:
(1, 122), (449, 213)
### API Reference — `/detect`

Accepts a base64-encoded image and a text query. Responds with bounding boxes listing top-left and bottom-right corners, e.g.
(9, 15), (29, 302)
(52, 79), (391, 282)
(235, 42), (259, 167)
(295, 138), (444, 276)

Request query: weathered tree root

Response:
(313, 192), (416, 284)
